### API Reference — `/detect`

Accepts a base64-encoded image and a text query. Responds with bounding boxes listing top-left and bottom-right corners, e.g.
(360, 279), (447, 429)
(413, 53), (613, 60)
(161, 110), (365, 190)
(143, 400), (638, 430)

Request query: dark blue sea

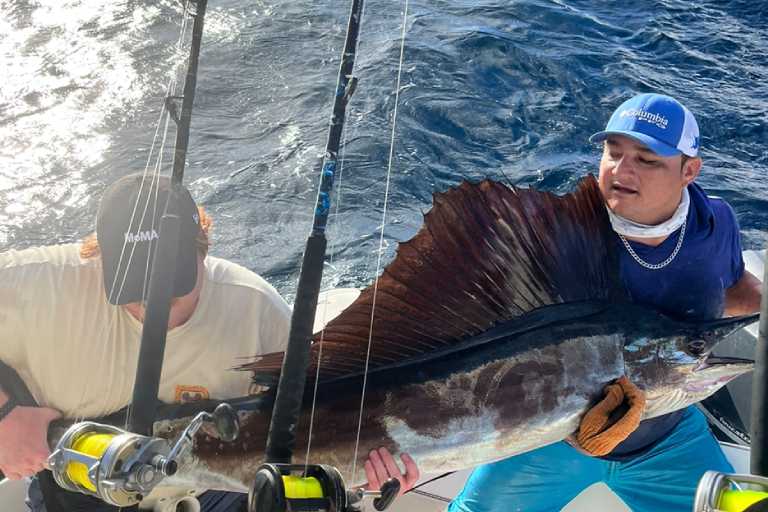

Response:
(1, 0), (766, 299)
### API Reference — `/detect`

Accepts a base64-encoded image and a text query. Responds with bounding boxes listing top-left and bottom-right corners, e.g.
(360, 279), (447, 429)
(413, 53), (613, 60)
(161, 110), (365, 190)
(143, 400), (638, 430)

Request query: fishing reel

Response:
(694, 471), (768, 512)
(47, 403), (239, 507)
(249, 463), (400, 512)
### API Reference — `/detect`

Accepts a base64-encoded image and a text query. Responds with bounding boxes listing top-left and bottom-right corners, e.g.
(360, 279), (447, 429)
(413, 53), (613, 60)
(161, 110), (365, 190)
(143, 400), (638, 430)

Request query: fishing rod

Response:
(46, 1), (238, 507)
(262, 0), (362, 466)
(249, 1), (399, 511)
(128, 0), (208, 436)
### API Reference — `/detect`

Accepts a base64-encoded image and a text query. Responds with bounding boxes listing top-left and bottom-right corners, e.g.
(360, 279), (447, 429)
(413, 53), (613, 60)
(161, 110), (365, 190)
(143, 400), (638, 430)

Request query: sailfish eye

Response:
(687, 339), (707, 356)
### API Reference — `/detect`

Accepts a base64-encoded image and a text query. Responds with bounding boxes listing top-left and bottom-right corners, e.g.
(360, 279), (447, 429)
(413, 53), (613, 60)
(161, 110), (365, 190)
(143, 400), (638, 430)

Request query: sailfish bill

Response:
(51, 176), (757, 492)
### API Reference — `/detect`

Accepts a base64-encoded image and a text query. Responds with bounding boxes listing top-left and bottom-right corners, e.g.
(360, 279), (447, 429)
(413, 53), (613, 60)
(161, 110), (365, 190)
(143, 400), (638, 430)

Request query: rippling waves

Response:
(1, 0), (766, 297)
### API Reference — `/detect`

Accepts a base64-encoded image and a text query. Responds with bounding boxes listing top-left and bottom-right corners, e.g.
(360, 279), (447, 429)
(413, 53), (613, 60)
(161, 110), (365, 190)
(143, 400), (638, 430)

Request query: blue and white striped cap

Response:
(589, 93), (700, 157)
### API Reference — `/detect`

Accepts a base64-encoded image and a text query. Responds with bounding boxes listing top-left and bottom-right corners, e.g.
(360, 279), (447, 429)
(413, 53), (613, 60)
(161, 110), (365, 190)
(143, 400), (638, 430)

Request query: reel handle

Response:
(212, 403), (239, 442)
(372, 478), (400, 511)
(164, 403), (240, 470)
(348, 478), (400, 512)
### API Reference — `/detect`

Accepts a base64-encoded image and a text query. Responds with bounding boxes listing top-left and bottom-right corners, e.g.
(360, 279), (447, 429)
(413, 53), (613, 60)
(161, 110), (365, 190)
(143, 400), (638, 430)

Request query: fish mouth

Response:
(695, 354), (754, 372)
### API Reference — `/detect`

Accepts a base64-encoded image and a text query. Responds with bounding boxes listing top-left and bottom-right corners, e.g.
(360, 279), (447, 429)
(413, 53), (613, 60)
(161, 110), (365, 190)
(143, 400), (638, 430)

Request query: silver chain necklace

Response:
(618, 218), (687, 270)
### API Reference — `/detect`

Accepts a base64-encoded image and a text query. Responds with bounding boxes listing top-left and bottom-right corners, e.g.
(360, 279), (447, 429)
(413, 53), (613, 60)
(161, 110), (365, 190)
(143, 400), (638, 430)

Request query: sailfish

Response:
(53, 175), (757, 492)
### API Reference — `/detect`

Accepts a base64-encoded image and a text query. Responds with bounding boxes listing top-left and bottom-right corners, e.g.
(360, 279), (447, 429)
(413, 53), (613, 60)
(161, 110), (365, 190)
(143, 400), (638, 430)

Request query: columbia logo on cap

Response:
(619, 108), (669, 130)
(125, 230), (159, 243)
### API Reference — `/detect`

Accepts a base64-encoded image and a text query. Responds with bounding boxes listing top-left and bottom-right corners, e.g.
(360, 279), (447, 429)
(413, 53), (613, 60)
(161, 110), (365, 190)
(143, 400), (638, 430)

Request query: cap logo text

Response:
(620, 108), (668, 130)
(125, 230), (159, 243)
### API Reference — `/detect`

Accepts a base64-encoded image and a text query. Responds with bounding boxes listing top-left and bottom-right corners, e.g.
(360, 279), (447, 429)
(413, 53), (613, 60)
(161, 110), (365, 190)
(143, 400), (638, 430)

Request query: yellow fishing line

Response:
(282, 475), (323, 499)
(64, 432), (114, 492)
(719, 489), (768, 511)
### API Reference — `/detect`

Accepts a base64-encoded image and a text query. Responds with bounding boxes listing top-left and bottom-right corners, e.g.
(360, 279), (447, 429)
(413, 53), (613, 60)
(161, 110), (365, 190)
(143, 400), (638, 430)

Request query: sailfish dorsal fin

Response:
(242, 175), (624, 383)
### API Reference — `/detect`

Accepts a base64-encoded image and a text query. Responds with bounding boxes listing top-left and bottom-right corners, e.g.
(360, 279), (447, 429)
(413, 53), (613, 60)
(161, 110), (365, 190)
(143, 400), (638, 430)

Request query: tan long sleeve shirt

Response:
(0, 244), (291, 418)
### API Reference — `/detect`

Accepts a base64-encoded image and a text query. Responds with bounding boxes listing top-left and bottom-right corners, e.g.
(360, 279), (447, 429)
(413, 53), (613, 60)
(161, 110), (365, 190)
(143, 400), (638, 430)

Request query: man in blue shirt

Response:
(444, 93), (763, 511)
(365, 94), (762, 508)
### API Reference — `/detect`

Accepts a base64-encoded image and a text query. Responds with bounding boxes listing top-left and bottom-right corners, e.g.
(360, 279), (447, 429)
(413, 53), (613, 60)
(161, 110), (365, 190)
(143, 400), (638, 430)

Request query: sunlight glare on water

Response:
(0, 1), (184, 243)
(0, 0), (765, 290)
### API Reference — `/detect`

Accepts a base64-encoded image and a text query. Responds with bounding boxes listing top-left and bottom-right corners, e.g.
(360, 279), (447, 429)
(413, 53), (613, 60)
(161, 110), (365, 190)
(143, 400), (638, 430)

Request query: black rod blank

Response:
(265, 0), (365, 464)
(128, 0), (208, 436)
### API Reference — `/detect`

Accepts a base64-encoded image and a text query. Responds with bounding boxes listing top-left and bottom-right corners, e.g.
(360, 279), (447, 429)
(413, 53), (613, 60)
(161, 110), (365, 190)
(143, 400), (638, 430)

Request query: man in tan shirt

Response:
(0, 173), (293, 511)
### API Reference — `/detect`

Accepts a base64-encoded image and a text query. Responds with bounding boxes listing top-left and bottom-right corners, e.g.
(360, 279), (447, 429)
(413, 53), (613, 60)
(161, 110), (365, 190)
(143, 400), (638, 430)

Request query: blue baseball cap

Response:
(589, 93), (700, 157)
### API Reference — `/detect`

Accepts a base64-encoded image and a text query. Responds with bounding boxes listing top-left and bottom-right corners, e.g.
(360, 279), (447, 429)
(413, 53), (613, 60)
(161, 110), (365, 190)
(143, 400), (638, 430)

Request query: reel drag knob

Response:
(248, 464), (286, 512)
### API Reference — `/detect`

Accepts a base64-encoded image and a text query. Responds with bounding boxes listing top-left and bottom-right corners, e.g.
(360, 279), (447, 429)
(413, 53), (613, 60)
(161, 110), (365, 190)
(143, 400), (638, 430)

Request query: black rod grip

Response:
(265, 234), (327, 463)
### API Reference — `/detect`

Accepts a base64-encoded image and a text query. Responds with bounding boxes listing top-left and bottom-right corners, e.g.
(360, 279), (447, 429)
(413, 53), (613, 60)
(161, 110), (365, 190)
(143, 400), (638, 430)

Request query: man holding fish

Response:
(443, 93), (763, 511)
(365, 93), (763, 511)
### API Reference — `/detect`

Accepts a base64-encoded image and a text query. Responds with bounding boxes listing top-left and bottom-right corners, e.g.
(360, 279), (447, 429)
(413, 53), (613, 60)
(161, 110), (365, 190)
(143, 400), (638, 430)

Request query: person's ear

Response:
(682, 157), (702, 185)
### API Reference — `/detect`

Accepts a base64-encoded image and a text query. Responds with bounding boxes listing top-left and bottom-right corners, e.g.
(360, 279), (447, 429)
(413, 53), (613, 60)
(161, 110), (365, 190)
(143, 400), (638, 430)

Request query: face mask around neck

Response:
(606, 187), (690, 238)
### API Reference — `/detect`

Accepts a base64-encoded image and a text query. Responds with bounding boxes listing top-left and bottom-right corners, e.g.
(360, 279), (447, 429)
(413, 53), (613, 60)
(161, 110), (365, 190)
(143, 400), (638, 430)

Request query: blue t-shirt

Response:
(606, 182), (745, 458)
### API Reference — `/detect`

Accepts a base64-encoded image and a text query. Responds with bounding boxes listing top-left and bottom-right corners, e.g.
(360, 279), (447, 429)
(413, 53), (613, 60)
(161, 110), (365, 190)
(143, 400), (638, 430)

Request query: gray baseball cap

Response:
(96, 173), (200, 305)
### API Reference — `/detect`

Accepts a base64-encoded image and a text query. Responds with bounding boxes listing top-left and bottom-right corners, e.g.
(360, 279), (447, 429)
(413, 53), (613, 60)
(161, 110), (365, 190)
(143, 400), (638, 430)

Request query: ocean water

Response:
(1, 0), (766, 299)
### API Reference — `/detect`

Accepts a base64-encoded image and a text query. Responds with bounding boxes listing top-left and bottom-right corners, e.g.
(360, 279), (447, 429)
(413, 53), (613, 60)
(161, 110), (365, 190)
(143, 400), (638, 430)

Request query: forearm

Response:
(724, 270), (763, 317)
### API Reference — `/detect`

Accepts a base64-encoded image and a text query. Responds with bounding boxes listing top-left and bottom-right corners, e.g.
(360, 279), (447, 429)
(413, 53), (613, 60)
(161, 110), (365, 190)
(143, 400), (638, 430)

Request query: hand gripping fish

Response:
(50, 175), (757, 493)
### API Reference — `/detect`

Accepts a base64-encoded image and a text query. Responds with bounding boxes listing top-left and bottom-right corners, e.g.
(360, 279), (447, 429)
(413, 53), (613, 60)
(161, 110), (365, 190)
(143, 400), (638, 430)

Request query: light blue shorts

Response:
(449, 406), (733, 512)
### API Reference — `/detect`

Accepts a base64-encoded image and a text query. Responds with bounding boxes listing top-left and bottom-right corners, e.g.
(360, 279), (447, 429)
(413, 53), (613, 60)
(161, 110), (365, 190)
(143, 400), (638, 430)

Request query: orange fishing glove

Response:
(575, 376), (646, 457)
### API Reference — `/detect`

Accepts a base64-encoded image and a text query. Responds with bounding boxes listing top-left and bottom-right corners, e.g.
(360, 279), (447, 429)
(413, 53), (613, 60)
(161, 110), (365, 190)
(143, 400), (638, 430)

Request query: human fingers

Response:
(1, 466), (23, 480)
(399, 452), (420, 491)
(376, 447), (409, 496)
(364, 459), (380, 490)
(0, 408), (49, 480)
(18, 464), (39, 479)
(367, 449), (390, 489)
(377, 447), (404, 488)
(11, 452), (46, 479)
(0, 454), (36, 479)
(33, 455), (51, 473)
(30, 435), (53, 459)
